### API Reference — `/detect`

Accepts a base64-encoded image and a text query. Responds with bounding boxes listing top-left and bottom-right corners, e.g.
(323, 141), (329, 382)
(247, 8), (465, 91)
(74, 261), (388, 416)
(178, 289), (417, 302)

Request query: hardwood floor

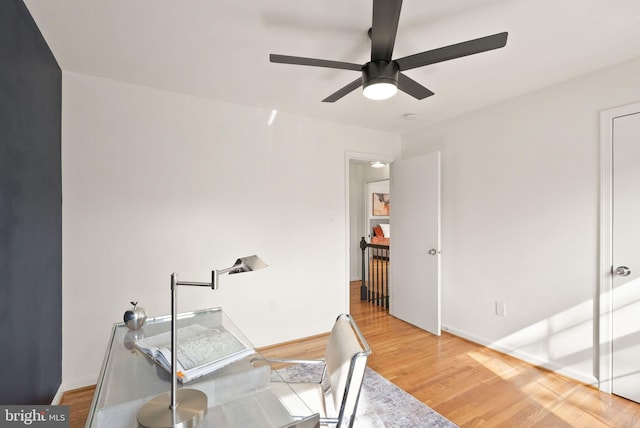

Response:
(60, 386), (96, 428)
(62, 281), (640, 427)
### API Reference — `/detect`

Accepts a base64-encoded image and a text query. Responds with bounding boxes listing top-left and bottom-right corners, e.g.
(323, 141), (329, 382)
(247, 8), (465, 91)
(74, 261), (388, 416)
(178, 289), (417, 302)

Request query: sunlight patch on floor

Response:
(466, 351), (522, 380)
(466, 349), (611, 426)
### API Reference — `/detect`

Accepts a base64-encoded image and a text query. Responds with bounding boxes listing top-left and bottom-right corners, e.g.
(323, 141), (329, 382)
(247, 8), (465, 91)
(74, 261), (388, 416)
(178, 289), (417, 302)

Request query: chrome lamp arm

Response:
(137, 255), (268, 428)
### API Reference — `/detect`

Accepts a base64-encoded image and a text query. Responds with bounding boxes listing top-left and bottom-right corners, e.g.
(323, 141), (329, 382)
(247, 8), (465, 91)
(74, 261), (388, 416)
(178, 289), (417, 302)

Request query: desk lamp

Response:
(137, 255), (268, 428)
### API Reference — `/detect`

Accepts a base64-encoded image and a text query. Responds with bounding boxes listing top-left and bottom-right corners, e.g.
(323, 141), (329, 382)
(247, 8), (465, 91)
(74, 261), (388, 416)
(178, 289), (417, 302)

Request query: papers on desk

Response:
(134, 324), (256, 383)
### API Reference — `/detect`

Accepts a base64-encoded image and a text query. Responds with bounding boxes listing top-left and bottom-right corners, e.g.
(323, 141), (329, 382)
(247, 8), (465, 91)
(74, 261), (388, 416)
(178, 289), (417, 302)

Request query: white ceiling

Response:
(24, 0), (640, 133)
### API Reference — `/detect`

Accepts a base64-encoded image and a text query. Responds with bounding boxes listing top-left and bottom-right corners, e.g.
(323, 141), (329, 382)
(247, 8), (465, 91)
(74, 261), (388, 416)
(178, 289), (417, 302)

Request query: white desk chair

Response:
(264, 314), (372, 428)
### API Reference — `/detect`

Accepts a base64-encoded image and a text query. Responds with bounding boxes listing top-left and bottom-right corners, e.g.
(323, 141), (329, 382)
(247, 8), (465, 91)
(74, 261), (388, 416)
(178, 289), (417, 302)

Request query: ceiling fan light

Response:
(363, 82), (397, 100)
(362, 61), (400, 101)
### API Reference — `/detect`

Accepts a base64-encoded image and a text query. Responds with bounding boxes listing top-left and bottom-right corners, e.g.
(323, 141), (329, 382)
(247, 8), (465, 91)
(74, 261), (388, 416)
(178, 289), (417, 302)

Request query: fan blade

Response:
(397, 73), (434, 100)
(395, 32), (508, 71)
(371, 0), (403, 61)
(270, 54), (362, 71)
(322, 78), (362, 102)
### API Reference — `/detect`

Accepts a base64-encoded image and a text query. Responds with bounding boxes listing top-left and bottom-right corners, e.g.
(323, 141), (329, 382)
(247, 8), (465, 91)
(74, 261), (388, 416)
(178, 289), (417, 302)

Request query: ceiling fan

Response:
(270, 0), (508, 102)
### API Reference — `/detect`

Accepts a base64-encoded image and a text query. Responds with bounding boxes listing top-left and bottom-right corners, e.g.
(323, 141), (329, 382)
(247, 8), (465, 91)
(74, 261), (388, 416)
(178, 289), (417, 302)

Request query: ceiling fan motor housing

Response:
(362, 61), (399, 89)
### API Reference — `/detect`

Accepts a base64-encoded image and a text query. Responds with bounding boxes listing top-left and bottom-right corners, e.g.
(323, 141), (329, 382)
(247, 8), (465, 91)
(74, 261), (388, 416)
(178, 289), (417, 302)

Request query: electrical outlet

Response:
(496, 301), (507, 317)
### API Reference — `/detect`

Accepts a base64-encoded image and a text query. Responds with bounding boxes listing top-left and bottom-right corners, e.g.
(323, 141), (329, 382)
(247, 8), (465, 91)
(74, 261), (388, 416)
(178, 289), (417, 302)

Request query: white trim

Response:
(50, 378), (98, 405)
(344, 151), (394, 164)
(444, 325), (598, 386)
(598, 101), (640, 393)
(62, 377), (98, 392)
(51, 384), (65, 405)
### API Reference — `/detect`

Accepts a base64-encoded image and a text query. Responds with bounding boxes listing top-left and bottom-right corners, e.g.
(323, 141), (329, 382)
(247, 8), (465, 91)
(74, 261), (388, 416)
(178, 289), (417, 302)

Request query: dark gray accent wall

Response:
(0, 0), (62, 404)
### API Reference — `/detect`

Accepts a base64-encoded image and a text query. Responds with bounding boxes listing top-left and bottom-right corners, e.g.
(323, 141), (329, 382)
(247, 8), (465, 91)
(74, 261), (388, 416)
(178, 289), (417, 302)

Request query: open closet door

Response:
(390, 152), (441, 335)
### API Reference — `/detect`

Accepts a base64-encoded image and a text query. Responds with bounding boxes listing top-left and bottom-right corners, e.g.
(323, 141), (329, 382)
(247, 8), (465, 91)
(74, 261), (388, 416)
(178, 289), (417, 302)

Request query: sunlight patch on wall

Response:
(499, 298), (594, 365)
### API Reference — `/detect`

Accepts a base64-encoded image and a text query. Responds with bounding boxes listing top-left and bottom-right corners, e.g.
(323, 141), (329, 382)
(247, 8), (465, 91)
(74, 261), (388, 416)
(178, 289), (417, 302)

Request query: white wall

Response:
(61, 72), (400, 389)
(401, 56), (640, 384)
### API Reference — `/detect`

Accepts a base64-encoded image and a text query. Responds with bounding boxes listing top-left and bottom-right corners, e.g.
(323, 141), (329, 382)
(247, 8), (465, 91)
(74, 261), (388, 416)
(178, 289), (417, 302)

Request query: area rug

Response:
(274, 364), (458, 427)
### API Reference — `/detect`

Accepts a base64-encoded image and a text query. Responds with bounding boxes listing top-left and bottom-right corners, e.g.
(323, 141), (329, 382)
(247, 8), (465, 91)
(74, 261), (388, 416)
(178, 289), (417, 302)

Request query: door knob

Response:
(428, 249), (439, 256)
(615, 266), (631, 277)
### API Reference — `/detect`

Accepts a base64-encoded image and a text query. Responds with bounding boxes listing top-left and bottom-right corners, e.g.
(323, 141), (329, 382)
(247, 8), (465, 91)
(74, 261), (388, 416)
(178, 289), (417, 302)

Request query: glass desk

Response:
(87, 308), (319, 428)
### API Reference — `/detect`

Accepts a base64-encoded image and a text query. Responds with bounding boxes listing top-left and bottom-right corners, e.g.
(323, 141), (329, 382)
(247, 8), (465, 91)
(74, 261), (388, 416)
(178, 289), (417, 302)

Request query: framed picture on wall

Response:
(372, 193), (390, 216)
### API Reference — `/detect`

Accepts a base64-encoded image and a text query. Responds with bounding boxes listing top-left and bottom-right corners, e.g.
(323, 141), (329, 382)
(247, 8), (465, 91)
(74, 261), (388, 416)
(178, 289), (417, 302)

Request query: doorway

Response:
(345, 151), (442, 336)
(346, 153), (391, 291)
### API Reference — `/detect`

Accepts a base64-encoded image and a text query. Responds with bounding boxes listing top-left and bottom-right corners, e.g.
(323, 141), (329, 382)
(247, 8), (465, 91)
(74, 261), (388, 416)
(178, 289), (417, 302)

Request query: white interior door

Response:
(389, 152), (441, 335)
(612, 112), (640, 404)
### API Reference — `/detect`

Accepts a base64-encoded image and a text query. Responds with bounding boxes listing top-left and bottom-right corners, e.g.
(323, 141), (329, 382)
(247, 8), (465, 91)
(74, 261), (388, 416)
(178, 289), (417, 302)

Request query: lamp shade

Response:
(229, 255), (268, 274)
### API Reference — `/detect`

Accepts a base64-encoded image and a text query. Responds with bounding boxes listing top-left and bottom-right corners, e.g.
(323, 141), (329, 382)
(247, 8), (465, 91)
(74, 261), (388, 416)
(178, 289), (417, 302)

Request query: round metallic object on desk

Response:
(124, 301), (147, 330)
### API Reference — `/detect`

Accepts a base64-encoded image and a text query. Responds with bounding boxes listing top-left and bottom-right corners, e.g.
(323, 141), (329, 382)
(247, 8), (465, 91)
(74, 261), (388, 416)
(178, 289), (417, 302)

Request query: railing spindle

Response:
(359, 237), (367, 301)
(359, 237), (389, 310)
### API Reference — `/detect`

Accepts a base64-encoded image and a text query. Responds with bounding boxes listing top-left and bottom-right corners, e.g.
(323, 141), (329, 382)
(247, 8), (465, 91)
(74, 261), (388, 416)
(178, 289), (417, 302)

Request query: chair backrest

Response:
(323, 314), (372, 428)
